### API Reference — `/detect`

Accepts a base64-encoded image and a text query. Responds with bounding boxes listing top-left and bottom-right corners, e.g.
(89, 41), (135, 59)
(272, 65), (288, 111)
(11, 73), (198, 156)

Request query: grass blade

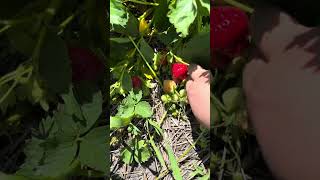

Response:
(164, 142), (183, 180)
(149, 135), (167, 170)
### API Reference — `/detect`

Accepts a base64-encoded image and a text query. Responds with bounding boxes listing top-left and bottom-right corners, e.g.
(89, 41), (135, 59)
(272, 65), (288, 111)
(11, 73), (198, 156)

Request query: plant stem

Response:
(0, 80), (18, 104)
(128, 36), (163, 88)
(177, 131), (205, 162)
(0, 25), (10, 34)
(218, 146), (227, 180)
(174, 55), (190, 66)
(125, 0), (159, 6)
(223, 0), (254, 13)
(211, 92), (227, 112)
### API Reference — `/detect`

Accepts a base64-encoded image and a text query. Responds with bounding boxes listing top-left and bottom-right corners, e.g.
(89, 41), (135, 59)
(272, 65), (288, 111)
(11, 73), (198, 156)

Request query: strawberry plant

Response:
(0, 0), (107, 179)
(110, 0), (210, 179)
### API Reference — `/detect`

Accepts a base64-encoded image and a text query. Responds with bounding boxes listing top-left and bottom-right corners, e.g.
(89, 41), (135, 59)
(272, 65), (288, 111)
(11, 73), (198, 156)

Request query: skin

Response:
(186, 64), (211, 128)
(189, 2), (320, 179)
(243, 2), (320, 180)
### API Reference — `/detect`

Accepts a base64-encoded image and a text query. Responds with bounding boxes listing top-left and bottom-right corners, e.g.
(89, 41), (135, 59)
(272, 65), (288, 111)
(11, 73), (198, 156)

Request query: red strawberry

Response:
(171, 63), (188, 82)
(211, 6), (249, 68)
(131, 76), (142, 89)
(68, 47), (103, 82)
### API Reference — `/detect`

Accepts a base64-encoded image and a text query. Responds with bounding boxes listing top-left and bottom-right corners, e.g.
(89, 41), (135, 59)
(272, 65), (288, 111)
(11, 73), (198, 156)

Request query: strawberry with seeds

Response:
(211, 6), (249, 69)
(171, 63), (188, 83)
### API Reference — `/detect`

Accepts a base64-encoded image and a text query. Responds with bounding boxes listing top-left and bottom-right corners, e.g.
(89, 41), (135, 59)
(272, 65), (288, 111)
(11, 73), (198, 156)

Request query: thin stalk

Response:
(0, 80), (18, 104)
(177, 131), (205, 162)
(128, 36), (163, 88)
(125, 0), (159, 6)
(211, 92), (227, 112)
(0, 25), (10, 34)
(223, 0), (254, 14)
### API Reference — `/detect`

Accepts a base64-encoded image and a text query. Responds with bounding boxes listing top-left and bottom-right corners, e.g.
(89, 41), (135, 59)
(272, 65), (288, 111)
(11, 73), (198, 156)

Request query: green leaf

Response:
(135, 90), (143, 103)
(121, 73), (132, 92)
(135, 101), (153, 118)
(39, 30), (71, 94)
(134, 140), (151, 163)
(139, 38), (154, 63)
(197, 0), (210, 16)
(40, 115), (58, 138)
(110, 37), (131, 44)
(6, 28), (36, 56)
(121, 147), (134, 164)
(54, 105), (80, 137)
(110, 116), (131, 130)
(80, 90), (102, 132)
(0, 172), (29, 180)
(118, 106), (135, 119)
(79, 126), (107, 173)
(35, 142), (77, 177)
(157, 28), (179, 45)
(168, 0), (198, 37)
(16, 137), (44, 177)
(165, 142), (183, 180)
(110, 0), (129, 28)
(112, 13), (139, 37)
(176, 31), (210, 68)
(222, 87), (243, 113)
(110, 39), (134, 67)
(61, 86), (83, 120)
(153, 0), (170, 32)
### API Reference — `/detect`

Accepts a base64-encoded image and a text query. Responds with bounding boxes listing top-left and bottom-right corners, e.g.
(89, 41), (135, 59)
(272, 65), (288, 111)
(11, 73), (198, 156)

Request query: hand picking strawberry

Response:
(243, 2), (320, 179)
(186, 64), (211, 128)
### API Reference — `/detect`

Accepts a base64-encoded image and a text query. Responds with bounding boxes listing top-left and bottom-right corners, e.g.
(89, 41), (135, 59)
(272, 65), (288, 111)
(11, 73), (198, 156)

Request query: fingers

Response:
(186, 63), (211, 128)
(187, 63), (211, 82)
(251, 3), (314, 62)
(242, 57), (266, 97)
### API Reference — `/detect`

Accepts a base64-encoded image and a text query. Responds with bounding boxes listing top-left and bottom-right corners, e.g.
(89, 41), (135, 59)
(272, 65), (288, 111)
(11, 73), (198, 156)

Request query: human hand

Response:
(244, 3), (320, 180)
(186, 64), (211, 128)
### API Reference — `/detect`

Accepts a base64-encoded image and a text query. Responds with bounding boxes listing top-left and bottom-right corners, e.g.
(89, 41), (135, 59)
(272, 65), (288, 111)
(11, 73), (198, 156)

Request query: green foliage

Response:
(176, 31), (210, 68)
(121, 139), (151, 164)
(15, 85), (104, 179)
(110, 90), (153, 130)
(110, 0), (129, 28)
(168, 0), (210, 37)
(38, 30), (71, 94)
(168, 0), (198, 37)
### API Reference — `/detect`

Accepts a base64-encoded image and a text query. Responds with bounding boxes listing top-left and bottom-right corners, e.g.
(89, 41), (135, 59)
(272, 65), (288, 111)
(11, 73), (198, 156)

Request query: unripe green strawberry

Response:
(163, 80), (177, 93)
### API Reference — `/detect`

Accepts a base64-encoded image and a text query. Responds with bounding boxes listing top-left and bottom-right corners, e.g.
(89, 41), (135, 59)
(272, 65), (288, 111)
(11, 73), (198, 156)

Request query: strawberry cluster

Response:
(211, 6), (249, 69)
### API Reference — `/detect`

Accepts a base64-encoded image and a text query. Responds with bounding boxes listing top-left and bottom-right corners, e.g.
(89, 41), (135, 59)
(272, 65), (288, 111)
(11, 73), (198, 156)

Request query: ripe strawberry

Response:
(131, 76), (142, 89)
(211, 6), (249, 68)
(171, 63), (188, 82)
(68, 47), (103, 82)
